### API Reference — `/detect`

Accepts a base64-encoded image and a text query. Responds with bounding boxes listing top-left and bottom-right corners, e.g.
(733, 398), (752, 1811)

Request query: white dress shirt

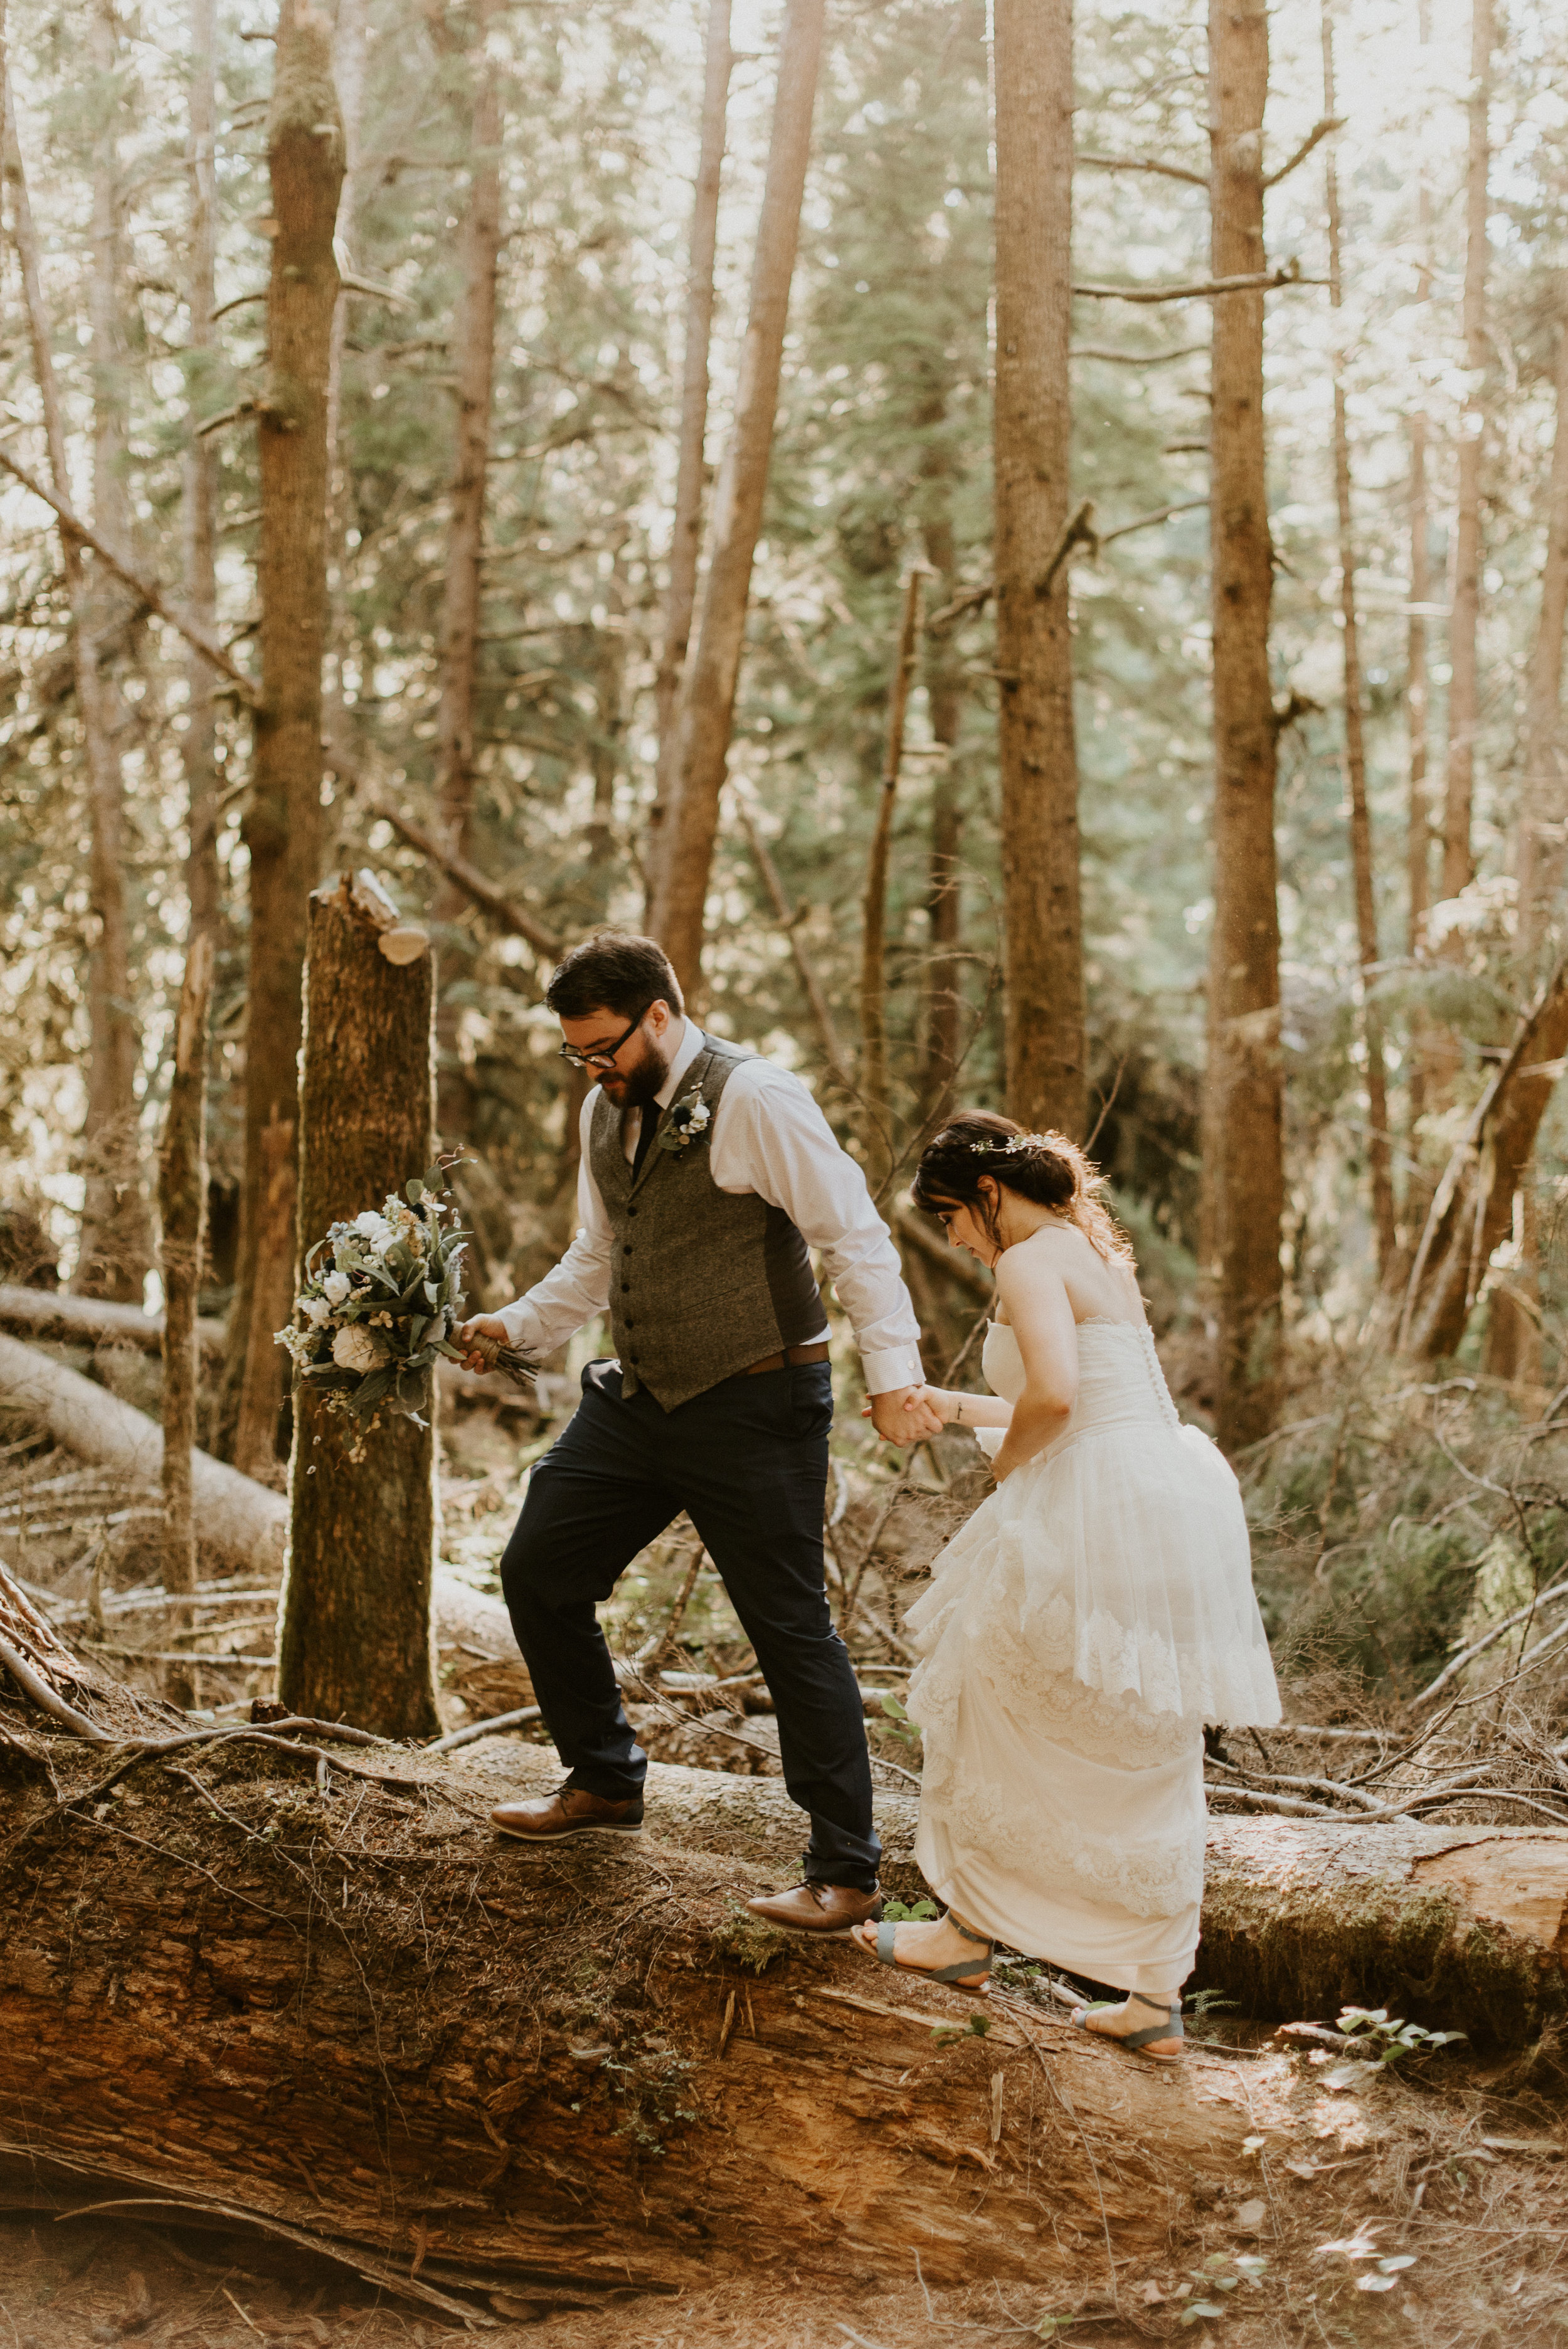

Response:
(494, 1020), (924, 1396)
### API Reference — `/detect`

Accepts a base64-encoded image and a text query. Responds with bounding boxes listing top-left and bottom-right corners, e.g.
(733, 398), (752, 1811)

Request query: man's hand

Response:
(869, 1384), (945, 1446)
(454, 1315), (511, 1375)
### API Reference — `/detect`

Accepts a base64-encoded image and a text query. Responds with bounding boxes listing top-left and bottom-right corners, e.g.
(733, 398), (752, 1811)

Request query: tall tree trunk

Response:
(72, 1), (150, 1304)
(1322, 8), (1396, 1285)
(1513, 317), (1568, 970)
(1404, 0), (1435, 1222)
(225, 2), (344, 1465)
(650, 0), (825, 1002)
(1441, 0), (1493, 906)
(278, 875), (440, 1739)
(183, 0), (221, 947)
(318, 0), (365, 814)
(431, 0), (504, 1142)
(586, 546), (630, 889)
(645, 0), (732, 918)
(992, 0), (1084, 1141)
(1480, 309), (1568, 1386)
(918, 423), (965, 1123)
(6, 40), (146, 1303)
(157, 930), (214, 1710)
(859, 570), (923, 1189)
(1205, 0), (1283, 1453)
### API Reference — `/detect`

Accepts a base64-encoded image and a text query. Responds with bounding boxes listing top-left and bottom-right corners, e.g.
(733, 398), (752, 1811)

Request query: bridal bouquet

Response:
(276, 1162), (534, 1446)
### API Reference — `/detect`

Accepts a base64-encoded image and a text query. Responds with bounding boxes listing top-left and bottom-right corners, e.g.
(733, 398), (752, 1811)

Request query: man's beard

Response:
(601, 1032), (670, 1110)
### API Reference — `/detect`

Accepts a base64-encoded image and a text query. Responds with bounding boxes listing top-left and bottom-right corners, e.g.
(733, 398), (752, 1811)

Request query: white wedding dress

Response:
(906, 1318), (1281, 1993)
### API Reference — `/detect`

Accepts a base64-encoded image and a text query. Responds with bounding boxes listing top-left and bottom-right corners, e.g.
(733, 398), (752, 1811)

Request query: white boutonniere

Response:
(657, 1088), (712, 1156)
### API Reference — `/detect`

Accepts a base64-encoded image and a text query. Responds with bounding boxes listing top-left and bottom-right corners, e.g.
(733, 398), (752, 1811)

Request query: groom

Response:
(457, 931), (938, 1932)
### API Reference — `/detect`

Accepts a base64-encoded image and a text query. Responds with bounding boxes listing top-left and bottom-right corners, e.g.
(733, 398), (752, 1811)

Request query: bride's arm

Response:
(988, 1249), (1077, 1480)
(918, 1386), (1014, 1428)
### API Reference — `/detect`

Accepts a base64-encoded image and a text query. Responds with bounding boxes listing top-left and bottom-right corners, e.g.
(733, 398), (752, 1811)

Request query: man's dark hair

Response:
(544, 932), (686, 1022)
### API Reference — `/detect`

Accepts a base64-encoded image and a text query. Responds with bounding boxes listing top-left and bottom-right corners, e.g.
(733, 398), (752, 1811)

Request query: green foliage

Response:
(1335, 2007), (1467, 2067)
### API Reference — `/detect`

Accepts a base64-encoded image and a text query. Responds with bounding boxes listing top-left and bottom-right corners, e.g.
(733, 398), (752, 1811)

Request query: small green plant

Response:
(876, 1691), (921, 1751)
(881, 1897), (939, 1922)
(1185, 1988), (1240, 2018)
(710, 1899), (790, 1973)
(931, 2011), (991, 2045)
(1337, 2006), (1467, 2066)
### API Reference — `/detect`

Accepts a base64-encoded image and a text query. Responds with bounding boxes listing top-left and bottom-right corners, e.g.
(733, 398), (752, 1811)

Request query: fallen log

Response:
(0, 1334), (515, 1662)
(1, 1663), (1564, 2319)
(0, 1725), (1294, 2321)
(0, 1284), (226, 1357)
(0, 1334), (286, 1577)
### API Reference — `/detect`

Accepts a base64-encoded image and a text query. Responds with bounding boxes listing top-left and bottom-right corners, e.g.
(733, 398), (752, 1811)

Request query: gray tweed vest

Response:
(589, 1035), (824, 1410)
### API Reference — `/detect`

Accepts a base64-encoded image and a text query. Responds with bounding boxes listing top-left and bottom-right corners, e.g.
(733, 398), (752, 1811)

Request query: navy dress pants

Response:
(499, 1357), (881, 1890)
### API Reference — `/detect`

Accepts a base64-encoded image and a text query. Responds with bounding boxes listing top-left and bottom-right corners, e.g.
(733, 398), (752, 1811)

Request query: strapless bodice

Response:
(981, 1317), (1182, 1453)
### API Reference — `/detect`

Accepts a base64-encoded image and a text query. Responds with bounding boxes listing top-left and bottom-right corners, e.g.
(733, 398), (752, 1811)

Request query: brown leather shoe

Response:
(491, 1788), (644, 1843)
(743, 1882), (882, 1935)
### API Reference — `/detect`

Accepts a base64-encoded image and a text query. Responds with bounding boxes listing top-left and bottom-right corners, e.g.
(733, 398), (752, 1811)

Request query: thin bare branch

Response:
(1263, 114), (1345, 189)
(0, 446), (262, 704)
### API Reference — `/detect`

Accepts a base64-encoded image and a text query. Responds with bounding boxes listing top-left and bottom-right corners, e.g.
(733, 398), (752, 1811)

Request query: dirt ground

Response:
(4, 2035), (1568, 2349)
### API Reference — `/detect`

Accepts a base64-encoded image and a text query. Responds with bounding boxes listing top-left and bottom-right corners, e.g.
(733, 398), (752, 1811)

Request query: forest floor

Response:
(3, 2025), (1568, 2348)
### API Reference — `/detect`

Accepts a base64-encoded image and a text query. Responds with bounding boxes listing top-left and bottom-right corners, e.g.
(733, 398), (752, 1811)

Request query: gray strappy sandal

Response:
(857, 1912), (992, 1995)
(1073, 1990), (1185, 2062)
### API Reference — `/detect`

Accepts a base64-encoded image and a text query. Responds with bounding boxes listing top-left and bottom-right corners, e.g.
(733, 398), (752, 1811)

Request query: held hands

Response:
(453, 1314), (511, 1375)
(865, 1384), (948, 1446)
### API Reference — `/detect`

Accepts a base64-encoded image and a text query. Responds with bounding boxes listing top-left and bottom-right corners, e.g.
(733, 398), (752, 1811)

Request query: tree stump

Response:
(278, 872), (440, 1739)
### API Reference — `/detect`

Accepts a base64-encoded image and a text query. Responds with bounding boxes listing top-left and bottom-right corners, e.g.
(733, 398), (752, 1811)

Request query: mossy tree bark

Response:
(1204, 0), (1283, 1451)
(278, 874), (440, 1739)
(992, 0), (1084, 1142)
(226, 1), (344, 1463)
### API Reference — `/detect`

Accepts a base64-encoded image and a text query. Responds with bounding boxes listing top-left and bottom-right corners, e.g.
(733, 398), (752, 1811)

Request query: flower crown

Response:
(964, 1132), (1054, 1155)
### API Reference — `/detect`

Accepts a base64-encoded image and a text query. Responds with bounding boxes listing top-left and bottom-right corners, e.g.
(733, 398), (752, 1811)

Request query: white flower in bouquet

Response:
(332, 1323), (391, 1373)
(321, 1270), (351, 1305)
(352, 1209), (396, 1254)
(301, 1295), (334, 1329)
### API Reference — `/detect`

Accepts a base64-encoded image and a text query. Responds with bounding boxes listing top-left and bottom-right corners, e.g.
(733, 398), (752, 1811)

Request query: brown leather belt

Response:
(743, 1341), (831, 1376)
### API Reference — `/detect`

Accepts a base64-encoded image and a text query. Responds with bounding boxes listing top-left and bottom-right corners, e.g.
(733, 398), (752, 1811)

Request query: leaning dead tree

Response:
(651, 0), (825, 1000)
(277, 872), (442, 1740)
(1400, 956), (1568, 1359)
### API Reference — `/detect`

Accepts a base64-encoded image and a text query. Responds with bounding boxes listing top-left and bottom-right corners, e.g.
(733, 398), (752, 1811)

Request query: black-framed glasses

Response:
(556, 1002), (655, 1072)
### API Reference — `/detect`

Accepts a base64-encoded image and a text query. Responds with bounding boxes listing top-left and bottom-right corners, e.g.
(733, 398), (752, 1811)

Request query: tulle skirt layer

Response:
(906, 1399), (1280, 1985)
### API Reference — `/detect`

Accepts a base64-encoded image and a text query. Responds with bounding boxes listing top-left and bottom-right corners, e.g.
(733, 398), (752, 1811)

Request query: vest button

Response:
(624, 1318), (634, 1329)
(628, 1352), (640, 1364)
(620, 1281), (630, 1293)
(627, 1206), (638, 1218)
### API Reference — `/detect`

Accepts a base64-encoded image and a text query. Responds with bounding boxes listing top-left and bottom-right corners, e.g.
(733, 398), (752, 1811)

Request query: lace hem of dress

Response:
(926, 1752), (1206, 1918)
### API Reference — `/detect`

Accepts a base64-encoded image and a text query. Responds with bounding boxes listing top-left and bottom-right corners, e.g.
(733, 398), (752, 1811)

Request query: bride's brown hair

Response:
(912, 1110), (1135, 1265)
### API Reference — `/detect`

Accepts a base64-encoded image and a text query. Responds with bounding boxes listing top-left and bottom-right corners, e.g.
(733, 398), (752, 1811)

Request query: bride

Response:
(853, 1112), (1280, 2059)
